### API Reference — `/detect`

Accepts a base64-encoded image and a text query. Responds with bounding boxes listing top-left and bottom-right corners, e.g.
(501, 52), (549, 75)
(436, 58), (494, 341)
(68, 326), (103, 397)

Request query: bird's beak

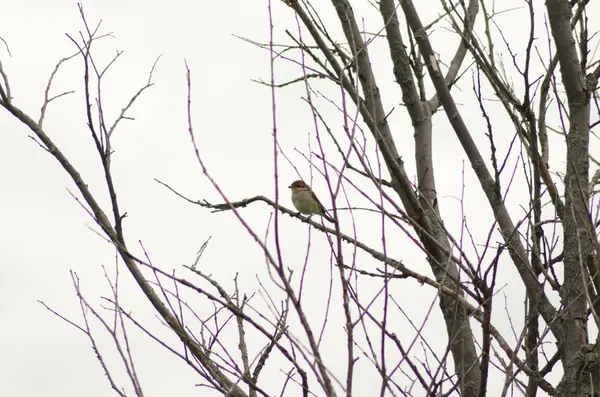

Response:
(288, 185), (292, 189)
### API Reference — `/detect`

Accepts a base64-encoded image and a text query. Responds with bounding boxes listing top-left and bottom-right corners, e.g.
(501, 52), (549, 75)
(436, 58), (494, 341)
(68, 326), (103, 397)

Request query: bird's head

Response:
(289, 180), (309, 191)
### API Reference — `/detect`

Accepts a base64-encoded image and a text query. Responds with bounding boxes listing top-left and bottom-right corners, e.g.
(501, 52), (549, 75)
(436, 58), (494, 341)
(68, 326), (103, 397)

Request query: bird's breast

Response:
(292, 190), (317, 214)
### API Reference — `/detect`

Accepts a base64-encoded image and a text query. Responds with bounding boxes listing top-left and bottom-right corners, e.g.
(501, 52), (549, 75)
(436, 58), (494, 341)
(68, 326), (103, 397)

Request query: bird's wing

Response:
(310, 190), (326, 213)
(311, 190), (334, 223)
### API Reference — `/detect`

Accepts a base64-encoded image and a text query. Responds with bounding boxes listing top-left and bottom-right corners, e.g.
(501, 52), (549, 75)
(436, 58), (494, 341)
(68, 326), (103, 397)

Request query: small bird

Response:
(288, 180), (334, 223)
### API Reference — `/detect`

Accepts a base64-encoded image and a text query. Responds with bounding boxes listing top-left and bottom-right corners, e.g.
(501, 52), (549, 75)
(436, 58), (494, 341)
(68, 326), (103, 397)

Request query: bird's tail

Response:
(322, 212), (334, 223)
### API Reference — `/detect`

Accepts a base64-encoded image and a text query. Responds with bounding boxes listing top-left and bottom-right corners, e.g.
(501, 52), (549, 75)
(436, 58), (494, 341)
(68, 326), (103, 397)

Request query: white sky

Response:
(1, 0), (599, 396)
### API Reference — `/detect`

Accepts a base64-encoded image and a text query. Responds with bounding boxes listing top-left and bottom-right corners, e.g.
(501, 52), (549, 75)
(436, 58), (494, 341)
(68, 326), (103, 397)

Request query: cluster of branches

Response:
(2, 1), (600, 397)
(233, 0), (599, 395)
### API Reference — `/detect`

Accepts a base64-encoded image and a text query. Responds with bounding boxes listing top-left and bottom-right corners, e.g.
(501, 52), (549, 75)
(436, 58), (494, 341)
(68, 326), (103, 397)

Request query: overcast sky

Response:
(2, 1), (599, 396)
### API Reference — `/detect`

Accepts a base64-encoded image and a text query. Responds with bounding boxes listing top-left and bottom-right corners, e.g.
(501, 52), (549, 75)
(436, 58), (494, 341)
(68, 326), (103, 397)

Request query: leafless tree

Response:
(2, 1), (600, 396)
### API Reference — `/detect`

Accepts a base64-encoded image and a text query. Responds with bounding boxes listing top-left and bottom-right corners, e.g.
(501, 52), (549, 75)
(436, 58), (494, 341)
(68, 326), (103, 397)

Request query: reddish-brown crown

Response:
(289, 180), (309, 189)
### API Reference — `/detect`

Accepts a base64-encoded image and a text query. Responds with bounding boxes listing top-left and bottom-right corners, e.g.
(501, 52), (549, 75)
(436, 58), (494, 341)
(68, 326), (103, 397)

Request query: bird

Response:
(288, 180), (334, 223)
